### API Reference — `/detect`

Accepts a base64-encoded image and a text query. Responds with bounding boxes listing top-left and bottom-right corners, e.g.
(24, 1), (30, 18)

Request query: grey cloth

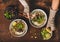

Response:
(47, 9), (57, 31)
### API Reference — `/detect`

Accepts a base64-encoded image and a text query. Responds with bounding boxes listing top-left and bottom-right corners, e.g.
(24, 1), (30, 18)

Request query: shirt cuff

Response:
(50, 8), (58, 15)
(49, 8), (58, 19)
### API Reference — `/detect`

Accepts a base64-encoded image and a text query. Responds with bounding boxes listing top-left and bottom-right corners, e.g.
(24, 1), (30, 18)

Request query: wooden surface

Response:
(0, 0), (60, 42)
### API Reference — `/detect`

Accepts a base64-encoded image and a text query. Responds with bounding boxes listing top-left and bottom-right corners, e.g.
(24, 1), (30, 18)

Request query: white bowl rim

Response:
(29, 9), (47, 28)
(9, 19), (28, 37)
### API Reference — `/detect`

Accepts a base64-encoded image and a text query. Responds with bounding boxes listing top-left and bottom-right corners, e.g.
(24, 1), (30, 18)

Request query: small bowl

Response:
(9, 19), (28, 37)
(41, 28), (52, 40)
(29, 9), (47, 28)
(4, 5), (19, 20)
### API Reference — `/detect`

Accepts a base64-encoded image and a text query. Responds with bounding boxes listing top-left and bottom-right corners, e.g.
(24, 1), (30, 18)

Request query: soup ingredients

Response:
(9, 19), (28, 37)
(29, 9), (47, 28)
(12, 21), (25, 32)
(41, 28), (52, 40)
(12, 21), (17, 26)
(30, 9), (46, 26)
(46, 27), (51, 33)
(32, 13), (45, 24)
(4, 5), (19, 20)
(4, 11), (15, 19)
(34, 36), (37, 39)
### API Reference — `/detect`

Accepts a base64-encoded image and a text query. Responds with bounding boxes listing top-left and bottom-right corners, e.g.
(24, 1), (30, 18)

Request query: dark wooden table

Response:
(0, 0), (60, 42)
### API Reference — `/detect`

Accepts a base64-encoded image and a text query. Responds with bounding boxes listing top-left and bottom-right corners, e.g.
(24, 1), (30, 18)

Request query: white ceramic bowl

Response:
(9, 19), (28, 37)
(29, 9), (47, 28)
(41, 28), (52, 40)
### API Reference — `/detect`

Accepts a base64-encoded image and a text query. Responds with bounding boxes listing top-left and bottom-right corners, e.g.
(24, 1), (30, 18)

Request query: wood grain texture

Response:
(0, 0), (60, 42)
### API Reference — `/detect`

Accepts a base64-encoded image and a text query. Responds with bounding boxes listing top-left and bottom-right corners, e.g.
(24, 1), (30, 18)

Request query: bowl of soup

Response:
(29, 9), (47, 28)
(9, 19), (28, 37)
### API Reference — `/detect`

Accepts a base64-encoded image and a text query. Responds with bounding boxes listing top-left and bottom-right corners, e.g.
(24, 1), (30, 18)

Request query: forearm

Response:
(49, 0), (59, 21)
(51, 0), (59, 10)
(19, 0), (29, 13)
(19, 0), (29, 18)
(47, 0), (59, 31)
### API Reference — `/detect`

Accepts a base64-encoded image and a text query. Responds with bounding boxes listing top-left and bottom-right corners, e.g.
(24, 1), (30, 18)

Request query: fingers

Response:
(23, 12), (29, 19)
(31, 14), (36, 19)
